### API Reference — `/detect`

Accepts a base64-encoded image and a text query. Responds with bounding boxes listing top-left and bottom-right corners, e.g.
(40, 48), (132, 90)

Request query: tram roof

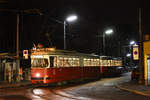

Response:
(31, 48), (99, 58)
(99, 56), (122, 60)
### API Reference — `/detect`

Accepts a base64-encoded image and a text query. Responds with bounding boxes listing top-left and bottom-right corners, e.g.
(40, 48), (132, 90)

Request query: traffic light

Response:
(23, 50), (28, 59)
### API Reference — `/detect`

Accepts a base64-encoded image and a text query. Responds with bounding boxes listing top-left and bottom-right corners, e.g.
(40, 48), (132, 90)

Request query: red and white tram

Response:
(31, 48), (123, 84)
(31, 48), (101, 84)
(100, 56), (123, 76)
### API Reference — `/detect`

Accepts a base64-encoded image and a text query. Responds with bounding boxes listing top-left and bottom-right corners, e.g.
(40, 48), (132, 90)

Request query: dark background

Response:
(0, 0), (149, 56)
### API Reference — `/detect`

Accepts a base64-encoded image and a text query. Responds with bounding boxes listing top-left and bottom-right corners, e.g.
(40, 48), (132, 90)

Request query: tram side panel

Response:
(31, 67), (101, 84)
(31, 61), (101, 84)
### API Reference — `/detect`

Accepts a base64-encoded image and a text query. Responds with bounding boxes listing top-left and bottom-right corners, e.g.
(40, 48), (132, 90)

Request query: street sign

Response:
(23, 50), (28, 59)
(133, 44), (139, 60)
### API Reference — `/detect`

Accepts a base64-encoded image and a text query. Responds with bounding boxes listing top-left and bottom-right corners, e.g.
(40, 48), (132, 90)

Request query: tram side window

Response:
(49, 56), (54, 67)
(103, 60), (107, 67)
(96, 59), (100, 66)
(83, 59), (86, 66)
(63, 58), (70, 67)
(83, 59), (89, 67)
(54, 57), (57, 67)
(91, 59), (93, 66)
(112, 60), (115, 66)
(107, 60), (111, 67)
(119, 61), (122, 66)
(63, 57), (80, 67)
(72, 58), (80, 67)
(83, 58), (91, 66)
(100, 59), (102, 66)
(116, 60), (122, 66)
(57, 57), (63, 67)
(114, 60), (117, 66)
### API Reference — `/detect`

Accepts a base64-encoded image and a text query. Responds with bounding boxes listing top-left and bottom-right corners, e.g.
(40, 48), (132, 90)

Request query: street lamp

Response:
(103, 29), (113, 55)
(130, 40), (135, 45)
(126, 53), (131, 57)
(105, 29), (113, 34)
(64, 15), (77, 50)
(129, 40), (135, 67)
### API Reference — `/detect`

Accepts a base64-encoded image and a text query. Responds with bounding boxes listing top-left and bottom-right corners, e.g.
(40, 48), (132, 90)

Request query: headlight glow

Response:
(36, 73), (40, 77)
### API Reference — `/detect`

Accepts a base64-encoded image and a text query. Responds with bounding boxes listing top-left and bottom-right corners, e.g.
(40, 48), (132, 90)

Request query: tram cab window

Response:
(31, 58), (48, 68)
(50, 56), (54, 67)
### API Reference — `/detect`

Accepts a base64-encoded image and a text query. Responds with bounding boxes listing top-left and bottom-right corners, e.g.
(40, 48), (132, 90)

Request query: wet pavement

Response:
(0, 72), (150, 100)
(53, 74), (150, 100)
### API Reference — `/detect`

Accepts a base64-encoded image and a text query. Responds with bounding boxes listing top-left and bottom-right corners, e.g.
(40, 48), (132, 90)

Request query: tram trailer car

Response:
(100, 56), (123, 76)
(31, 48), (101, 84)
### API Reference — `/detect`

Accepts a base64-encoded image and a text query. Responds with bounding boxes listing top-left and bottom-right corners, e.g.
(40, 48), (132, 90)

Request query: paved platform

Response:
(117, 80), (150, 97)
(0, 81), (31, 88)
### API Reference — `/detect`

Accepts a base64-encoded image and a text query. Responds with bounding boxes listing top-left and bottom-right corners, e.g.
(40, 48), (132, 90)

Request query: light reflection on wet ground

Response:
(1, 73), (150, 100)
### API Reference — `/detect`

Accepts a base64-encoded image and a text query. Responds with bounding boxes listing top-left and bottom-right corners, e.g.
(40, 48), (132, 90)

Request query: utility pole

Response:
(64, 21), (66, 50)
(16, 9), (42, 82)
(138, 8), (144, 84)
(16, 13), (20, 82)
(103, 33), (105, 55)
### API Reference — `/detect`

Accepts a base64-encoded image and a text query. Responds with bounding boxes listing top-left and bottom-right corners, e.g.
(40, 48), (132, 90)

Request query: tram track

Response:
(49, 88), (79, 100)
(30, 78), (109, 100)
(31, 85), (78, 100)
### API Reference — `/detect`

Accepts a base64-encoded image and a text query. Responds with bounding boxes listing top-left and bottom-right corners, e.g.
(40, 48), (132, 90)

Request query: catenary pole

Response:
(16, 13), (20, 82)
(138, 8), (144, 84)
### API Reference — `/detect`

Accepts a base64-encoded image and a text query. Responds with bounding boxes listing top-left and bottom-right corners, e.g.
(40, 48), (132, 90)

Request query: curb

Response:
(117, 85), (150, 97)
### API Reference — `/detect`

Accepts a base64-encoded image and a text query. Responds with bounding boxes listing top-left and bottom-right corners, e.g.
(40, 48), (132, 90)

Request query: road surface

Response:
(0, 72), (149, 100)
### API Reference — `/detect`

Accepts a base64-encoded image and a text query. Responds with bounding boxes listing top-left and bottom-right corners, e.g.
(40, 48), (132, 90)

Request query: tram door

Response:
(147, 56), (150, 85)
(49, 56), (54, 67)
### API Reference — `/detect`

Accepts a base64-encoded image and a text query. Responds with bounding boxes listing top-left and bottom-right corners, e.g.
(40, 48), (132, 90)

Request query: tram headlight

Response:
(36, 73), (40, 77)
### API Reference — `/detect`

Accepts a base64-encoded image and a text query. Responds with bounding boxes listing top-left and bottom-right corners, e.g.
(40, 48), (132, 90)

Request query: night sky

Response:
(0, 0), (149, 56)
